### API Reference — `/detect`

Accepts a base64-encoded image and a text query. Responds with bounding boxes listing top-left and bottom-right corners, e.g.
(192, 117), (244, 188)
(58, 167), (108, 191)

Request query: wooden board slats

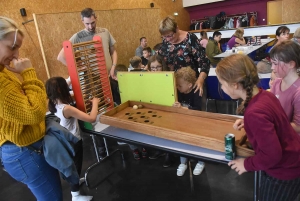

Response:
(64, 36), (114, 114)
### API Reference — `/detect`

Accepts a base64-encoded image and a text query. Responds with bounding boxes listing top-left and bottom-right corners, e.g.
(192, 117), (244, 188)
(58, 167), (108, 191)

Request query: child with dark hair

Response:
(46, 77), (98, 201)
(173, 67), (204, 176)
(110, 64), (128, 105)
(206, 31), (222, 67)
(141, 47), (152, 66)
(216, 54), (300, 201)
(257, 26), (290, 74)
(153, 43), (162, 55)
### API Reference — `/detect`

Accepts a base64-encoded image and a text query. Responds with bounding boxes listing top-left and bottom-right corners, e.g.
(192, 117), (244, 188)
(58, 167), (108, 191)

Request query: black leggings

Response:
(71, 140), (83, 192)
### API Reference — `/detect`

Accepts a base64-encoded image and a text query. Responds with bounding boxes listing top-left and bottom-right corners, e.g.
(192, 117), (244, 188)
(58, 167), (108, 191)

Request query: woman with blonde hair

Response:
(0, 16), (62, 200)
(158, 16), (210, 97)
(227, 28), (246, 49)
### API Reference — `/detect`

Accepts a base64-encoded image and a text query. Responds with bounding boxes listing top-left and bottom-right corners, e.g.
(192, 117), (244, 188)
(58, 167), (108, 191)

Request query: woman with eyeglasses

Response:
(158, 16), (210, 97)
(0, 17), (62, 200)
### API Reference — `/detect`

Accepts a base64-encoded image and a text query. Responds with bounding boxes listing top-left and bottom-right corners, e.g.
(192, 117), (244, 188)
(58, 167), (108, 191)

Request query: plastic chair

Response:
(205, 76), (239, 113)
(265, 46), (273, 53)
(257, 74), (271, 90)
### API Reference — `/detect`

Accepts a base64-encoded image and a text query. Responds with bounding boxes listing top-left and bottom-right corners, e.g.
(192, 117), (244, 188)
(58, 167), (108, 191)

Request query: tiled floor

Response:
(0, 100), (255, 201)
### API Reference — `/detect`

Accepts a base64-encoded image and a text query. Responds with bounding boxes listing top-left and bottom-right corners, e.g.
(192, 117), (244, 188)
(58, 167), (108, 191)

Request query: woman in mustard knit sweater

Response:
(0, 17), (62, 200)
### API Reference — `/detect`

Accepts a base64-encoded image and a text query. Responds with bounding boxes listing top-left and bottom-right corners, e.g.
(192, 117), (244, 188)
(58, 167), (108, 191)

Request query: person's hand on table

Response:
(228, 158), (247, 175)
(233, 119), (244, 130)
(173, 102), (181, 108)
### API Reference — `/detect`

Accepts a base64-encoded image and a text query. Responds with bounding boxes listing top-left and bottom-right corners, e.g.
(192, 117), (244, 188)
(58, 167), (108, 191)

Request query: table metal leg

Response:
(188, 160), (194, 193)
(91, 134), (100, 162)
(254, 171), (260, 201)
(103, 137), (109, 156)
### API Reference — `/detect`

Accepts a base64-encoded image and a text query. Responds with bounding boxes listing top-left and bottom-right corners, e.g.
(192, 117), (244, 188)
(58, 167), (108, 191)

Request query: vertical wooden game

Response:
(63, 36), (114, 119)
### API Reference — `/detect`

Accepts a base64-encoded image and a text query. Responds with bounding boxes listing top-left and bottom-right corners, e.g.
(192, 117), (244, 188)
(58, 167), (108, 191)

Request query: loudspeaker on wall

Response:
(20, 8), (27, 17)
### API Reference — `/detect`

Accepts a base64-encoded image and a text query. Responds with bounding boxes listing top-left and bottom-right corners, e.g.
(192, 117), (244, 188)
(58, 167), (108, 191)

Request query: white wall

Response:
(193, 23), (300, 39)
(183, 0), (225, 7)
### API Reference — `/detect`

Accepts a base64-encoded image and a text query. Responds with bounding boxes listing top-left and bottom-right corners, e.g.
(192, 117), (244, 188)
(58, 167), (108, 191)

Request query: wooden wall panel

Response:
(282, 0), (300, 23)
(35, 9), (162, 78)
(0, 0), (189, 82)
(267, 1), (283, 25)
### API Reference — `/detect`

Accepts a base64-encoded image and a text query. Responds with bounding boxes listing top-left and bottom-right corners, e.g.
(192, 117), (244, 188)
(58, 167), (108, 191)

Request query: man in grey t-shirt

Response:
(57, 8), (118, 79)
(135, 37), (147, 57)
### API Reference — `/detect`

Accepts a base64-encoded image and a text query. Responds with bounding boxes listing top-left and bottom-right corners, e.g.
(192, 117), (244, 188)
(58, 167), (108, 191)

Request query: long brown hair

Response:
(216, 54), (259, 114)
(45, 77), (74, 113)
(200, 31), (208, 40)
(270, 40), (300, 76)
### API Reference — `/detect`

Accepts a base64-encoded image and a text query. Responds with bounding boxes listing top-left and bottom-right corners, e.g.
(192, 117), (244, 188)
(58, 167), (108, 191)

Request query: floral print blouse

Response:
(158, 32), (210, 77)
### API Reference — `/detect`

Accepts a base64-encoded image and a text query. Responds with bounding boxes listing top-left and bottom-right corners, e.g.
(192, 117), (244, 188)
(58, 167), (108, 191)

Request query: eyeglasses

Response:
(150, 65), (162, 71)
(161, 32), (175, 39)
(12, 29), (18, 50)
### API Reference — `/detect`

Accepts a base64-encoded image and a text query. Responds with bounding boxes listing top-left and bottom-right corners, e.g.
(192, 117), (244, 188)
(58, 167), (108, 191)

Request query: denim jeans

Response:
(0, 141), (63, 201)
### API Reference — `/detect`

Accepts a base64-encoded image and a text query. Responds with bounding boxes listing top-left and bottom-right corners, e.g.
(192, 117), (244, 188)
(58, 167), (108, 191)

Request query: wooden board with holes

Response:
(100, 101), (254, 157)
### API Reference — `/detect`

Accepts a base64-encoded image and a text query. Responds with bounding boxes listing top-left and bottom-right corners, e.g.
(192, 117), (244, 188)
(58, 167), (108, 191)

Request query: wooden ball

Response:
(138, 105), (143, 109)
(133, 105), (138, 109)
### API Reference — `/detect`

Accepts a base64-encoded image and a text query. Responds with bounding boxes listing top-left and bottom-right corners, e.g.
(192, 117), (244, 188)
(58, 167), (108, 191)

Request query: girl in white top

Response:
(46, 76), (99, 201)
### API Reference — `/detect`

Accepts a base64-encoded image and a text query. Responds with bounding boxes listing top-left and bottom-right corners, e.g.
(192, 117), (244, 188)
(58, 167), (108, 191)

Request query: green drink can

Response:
(225, 133), (236, 160)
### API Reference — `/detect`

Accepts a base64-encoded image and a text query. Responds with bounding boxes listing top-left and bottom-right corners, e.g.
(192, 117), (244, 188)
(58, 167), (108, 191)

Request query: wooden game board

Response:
(100, 101), (254, 157)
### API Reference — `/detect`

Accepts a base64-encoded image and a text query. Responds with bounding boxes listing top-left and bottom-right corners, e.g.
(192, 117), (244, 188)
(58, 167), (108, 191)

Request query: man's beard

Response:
(88, 28), (96, 33)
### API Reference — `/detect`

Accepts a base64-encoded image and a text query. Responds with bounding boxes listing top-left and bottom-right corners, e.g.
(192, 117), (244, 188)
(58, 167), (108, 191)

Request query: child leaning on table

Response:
(146, 55), (172, 167)
(46, 77), (98, 201)
(173, 67), (205, 176)
(216, 54), (300, 201)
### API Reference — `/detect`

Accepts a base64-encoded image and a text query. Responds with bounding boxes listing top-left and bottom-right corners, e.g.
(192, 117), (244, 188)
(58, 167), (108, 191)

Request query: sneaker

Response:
(71, 191), (93, 201)
(163, 153), (171, 168)
(133, 149), (141, 160)
(149, 151), (166, 159)
(177, 164), (187, 176)
(193, 162), (205, 176)
(117, 141), (127, 145)
(142, 148), (148, 158)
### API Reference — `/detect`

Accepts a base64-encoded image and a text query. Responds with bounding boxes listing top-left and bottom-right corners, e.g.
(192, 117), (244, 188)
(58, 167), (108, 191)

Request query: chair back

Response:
(257, 73), (271, 90)
(206, 76), (232, 100)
